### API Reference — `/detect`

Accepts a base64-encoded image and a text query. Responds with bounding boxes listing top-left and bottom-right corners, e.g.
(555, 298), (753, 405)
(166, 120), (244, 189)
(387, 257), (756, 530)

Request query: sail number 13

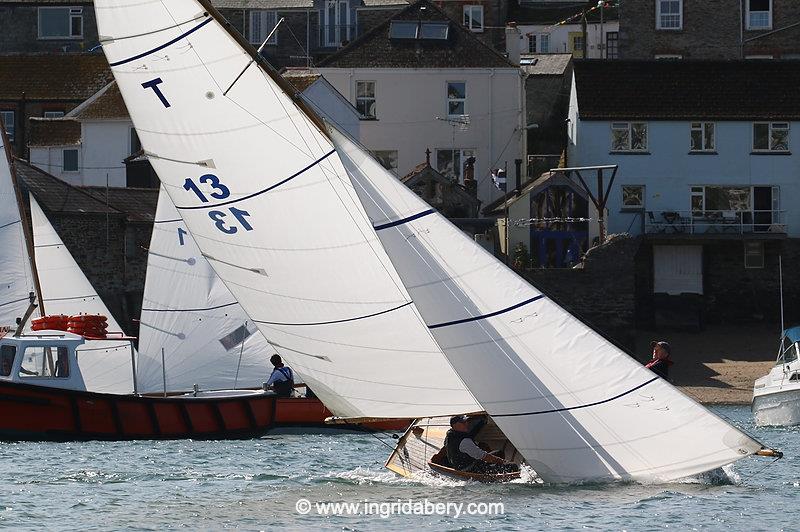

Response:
(184, 175), (253, 234)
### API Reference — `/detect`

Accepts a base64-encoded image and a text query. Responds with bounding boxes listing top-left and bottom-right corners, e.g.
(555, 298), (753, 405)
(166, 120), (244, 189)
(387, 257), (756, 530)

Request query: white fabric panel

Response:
(30, 197), (134, 394)
(137, 188), (272, 393)
(653, 245), (703, 295)
(0, 132), (36, 327)
(330, 127), (763, 483)
(94, 0), (478, 418)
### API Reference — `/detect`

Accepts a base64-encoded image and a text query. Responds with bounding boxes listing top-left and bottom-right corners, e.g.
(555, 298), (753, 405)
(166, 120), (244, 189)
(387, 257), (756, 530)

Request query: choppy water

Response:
(0, 405), (797, 530)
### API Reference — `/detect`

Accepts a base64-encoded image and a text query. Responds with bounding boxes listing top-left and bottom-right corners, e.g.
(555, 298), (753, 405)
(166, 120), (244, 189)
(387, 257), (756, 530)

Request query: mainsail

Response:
(0, 124), (37, 327)
(93, 0), (478, 418)
(329, 126), (765, 483)
(30, 197), (134, 394)
(137, 188), (271, 393)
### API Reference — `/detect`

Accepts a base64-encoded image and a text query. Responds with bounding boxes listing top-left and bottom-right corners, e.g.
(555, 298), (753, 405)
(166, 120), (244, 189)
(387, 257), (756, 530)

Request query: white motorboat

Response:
(752, 326), (800, 426)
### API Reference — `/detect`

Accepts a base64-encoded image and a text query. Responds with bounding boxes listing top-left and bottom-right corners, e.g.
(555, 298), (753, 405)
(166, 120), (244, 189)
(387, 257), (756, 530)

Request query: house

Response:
(0, 53), (112, 156)
(14, 157), (157, 334)
(317, 0), (524, 206)
(619, 0), (800, 59)
(282, 67), (362, 140)
(214, 0), (410, 68)
(509, 1), (619, 59)
(0, 1), (99, 53)
(568, 59), (800, 325)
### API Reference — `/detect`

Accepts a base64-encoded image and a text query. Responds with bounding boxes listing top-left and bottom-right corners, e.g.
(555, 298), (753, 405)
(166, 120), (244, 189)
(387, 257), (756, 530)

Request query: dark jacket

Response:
(646, 358), (672, 379)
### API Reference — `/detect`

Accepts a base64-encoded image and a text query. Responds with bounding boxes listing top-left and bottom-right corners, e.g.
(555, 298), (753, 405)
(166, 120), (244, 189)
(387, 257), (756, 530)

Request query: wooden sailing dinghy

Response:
(94, 0), (781, 480)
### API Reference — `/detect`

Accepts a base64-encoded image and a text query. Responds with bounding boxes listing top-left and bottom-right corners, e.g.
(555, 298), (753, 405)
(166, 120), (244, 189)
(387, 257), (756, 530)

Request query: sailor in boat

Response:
(443, 415), (518, 474)
(646, 340), (673, 379)
(266, 354), (294, 397)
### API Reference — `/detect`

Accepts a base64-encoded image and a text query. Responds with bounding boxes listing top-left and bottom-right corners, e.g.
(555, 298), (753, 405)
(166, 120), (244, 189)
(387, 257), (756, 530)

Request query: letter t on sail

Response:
(142, 78), (171, 108)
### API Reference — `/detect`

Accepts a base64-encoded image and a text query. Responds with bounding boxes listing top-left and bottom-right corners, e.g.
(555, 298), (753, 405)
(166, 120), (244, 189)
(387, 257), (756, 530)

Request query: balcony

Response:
(645, 210), (787, 237)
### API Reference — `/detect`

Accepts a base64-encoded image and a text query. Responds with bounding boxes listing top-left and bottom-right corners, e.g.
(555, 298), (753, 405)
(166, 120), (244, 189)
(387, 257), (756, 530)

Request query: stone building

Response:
(619, 0), (800, 59)
(0, 1), (99, 53)
(401, 150), (482, 218)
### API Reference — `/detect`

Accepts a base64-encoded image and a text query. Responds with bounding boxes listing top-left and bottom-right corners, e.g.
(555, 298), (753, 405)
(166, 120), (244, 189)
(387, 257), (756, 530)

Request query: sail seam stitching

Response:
(428, 295), (545, 329)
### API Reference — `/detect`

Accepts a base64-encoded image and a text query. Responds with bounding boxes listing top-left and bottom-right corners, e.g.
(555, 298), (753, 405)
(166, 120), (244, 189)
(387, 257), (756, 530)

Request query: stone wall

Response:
(619, 0), (800, 59)
(0, 3), (98, 54)
(523, 234), (641, 350)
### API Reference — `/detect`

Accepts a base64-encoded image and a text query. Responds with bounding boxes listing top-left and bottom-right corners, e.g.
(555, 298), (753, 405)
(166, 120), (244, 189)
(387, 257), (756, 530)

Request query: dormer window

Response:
(390, 21), (418, 39)
(389, 20), (449, 41)
(38, 7), (83, 39)
(420, 22), (449, 40)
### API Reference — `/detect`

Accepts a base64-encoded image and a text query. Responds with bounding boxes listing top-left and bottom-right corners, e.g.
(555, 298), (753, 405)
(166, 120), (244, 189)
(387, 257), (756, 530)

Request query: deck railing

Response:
(645, 210), (787, 235)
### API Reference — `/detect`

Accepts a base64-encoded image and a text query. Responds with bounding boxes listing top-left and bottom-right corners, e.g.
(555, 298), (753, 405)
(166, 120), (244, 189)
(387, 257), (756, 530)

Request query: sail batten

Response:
(95, 0), (479, 418)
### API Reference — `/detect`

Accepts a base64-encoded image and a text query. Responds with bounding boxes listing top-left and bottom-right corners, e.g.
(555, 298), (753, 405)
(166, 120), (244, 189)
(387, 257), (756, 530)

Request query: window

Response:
(43, 111), (64, 118)
(372, 150), (398, 174)
(390, 21), (418, 39)
(656, 0), (682, 30)
(744, 241), (764, 269)
(747, 0), (772, 30)
(420, 22), (449, 40)
(654, 54), (683, 59)
(63, 149), (79, 172)
(19, 346), (69, 378)
(622, 186), (645, 209)
(0, 345), (15, 377)
(38, 7), (83, 39)
(690, 122), (715, 152)
(389, 21), (449, 41)
(611, 122), (648, 152)
(324, 0), (351, 47)
(355, 81), (376, 118)
(528, 35), (536, 53)
(528, 33), (549, 53)
(606, 32), (618, 59)
(753, 122), (789, 152)
(249, 10), (278, 45)
(447, 81), (466, 117)
(436, 148), (475, 184)
(569, 32), (584, 58)
(463, 5), (484, 32)
(0, 110), (13, 141)
(130, 127), (142, 155)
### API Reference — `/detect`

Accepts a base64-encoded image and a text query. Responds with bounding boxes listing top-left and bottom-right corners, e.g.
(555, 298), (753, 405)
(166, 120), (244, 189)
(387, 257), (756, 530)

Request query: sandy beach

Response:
(635, 323), (781, 405)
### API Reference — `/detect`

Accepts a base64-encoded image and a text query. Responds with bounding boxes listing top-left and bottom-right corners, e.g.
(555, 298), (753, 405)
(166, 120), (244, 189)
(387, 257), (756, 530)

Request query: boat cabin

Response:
(0, 331), (87, 391)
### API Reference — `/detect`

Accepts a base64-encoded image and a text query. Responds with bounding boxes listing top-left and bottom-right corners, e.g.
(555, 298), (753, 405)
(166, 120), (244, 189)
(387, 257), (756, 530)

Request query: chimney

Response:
(505, 22), (521, 66)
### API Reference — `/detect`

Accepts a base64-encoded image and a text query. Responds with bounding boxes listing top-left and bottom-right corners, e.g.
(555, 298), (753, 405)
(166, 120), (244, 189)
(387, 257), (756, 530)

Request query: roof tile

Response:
(0, 54), (112, 101)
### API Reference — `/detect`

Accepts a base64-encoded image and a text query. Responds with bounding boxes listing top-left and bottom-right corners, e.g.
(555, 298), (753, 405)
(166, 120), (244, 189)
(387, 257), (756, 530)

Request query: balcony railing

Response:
(645, 210), (787, 235)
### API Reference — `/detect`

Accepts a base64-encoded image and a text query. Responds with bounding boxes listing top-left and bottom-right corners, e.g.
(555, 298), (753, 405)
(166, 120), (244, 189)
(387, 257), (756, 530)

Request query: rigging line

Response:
(108, 17), (213, 67)
(428, 295), (545, 329)
(174, 150), (335, 210)
(253, 301), (413, 327)
(0, 219), (21, 230)
(0, 296), (33, 308)
(374, 209), (436, 231)
(141, 301), (238, 313)
(99, 13), (209, 43)
(223, 18), (285, 96)
(493, 377), (660, 418)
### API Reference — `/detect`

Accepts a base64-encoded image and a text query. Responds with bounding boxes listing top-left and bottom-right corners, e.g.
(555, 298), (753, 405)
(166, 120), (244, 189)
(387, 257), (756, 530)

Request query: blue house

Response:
(567, 60), (800, 325)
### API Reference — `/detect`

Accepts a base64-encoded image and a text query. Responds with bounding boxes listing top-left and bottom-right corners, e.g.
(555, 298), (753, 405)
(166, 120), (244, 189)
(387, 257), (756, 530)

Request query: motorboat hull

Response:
(752, 386), (800, 427)
(0, 380), (408, 441)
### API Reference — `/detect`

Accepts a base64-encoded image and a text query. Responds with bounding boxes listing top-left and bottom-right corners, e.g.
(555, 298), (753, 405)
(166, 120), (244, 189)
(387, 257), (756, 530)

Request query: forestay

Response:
(0, 125), (37, 327)
(93, 0), (478, 418)
(330, 127), (764, 483)
(30, 197), (134, 394)
(138, 188), (271, 393)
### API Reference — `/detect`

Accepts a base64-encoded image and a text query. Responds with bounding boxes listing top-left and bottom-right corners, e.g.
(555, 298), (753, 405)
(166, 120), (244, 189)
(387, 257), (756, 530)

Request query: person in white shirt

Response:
(265, 354), (294, 397)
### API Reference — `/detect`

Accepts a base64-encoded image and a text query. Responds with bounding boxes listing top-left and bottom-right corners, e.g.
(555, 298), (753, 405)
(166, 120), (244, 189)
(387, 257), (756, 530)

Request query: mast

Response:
(0, 120), (45, 317)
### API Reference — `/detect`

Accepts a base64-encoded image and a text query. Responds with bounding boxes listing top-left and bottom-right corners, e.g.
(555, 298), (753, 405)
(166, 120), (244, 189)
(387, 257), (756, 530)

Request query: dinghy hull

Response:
(0, 380), (407, 441)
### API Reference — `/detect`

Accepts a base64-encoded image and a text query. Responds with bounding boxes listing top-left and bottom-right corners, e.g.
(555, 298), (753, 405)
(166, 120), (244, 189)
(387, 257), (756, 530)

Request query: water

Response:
(0, 405), (796, 530)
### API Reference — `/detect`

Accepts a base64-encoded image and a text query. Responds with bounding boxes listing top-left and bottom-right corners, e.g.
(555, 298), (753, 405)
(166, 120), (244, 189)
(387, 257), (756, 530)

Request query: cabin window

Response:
(779, 340), (798, 364)
(690, 122), (715, 152)
(656, 0), (682, 30)
(611, 122), (648, 152)
(63, 149), (79, 172)
(355, 81), (376, 118)
(19, 346), (69, 378)
(38, 7), (83, 39)
(463, 5), (484, 32)
(447, 81), (466, 117)
(248, 10), (278, 46)
(747, 0), (772, 30)
(371, 150), (398, 175)
(0, 110), (14, 141)
(0, 345), (16, 377)
(753, 122), (788, 152)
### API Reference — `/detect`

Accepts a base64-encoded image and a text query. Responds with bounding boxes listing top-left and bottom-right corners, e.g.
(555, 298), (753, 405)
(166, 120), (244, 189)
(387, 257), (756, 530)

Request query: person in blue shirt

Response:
(266, 354), (294, 396)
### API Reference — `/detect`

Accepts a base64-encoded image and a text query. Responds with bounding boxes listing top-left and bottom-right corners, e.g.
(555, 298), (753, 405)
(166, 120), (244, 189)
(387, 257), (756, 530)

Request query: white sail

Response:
(93, 0), (478, 418)
(137, 188), (272, 393)
(30, 197), (134, 394)
(0, 127), (36, 327)
(329, 126), (764, 483)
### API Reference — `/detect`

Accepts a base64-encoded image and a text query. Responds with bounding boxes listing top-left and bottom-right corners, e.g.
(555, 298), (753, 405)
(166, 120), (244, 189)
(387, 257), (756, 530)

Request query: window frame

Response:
(689, 122), (715, 152)
(323, 0), (351, 47)
(656, 0), (683, 31)
(43, 111), (64, 119)
(605, 31), (619, 59)
(463, 5), (484, 33)
(18, 345), (70, 379)
(0, 110), (14, 141)
(37, 6), (83, 40)
(355, 80), (376, 119)
(248, 10), (278, 46)
(446, 81), (467, 118)
(62, 148), (79, 173)
(752, 122), (789, 152)
(746, 0), (772, 31)
(611, 122), (648, 152)
(621, 185), (645, 210)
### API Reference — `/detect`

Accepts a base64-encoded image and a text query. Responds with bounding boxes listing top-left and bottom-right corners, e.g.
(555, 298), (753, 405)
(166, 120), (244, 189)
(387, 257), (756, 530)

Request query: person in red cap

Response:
(646, 341), (673, 379)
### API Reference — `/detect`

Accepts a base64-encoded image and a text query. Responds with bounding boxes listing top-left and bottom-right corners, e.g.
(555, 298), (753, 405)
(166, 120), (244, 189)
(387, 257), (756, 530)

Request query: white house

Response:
(282, 68), (362, 141)
(317, 0), (524, 206)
